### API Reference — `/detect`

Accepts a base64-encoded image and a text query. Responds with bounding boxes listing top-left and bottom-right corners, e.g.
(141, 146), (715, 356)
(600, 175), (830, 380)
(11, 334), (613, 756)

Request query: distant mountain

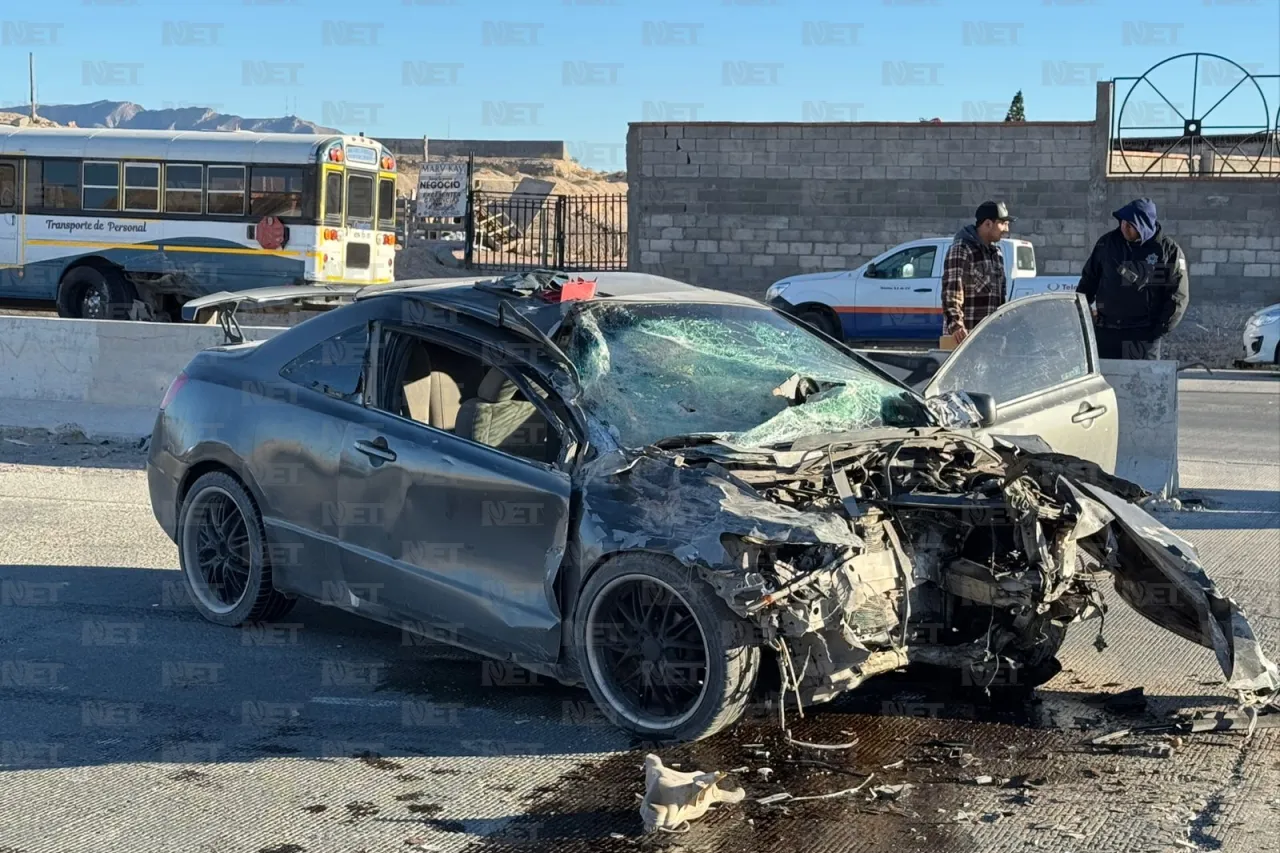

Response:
(0, 100), (341, 134)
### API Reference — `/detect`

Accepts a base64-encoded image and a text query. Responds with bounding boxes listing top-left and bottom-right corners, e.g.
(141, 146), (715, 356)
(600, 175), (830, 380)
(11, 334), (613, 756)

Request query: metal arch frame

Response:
(1110, 51), (1277, 177)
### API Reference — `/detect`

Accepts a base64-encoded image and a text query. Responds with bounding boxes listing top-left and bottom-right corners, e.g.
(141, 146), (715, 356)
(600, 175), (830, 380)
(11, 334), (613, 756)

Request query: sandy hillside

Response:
(396, 155), (627, 198)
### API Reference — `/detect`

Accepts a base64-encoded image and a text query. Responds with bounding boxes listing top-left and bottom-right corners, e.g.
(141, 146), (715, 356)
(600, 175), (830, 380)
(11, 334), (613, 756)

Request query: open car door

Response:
(922, 292), (1119, 473)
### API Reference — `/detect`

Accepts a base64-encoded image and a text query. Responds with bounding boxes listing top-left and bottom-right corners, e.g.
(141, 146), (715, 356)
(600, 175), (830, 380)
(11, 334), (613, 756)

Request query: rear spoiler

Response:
(182, 285), (366, 343)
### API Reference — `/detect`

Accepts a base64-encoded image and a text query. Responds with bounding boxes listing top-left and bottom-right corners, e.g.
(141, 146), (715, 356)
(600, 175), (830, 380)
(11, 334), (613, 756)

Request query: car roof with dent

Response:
(357, 271), (764, 329)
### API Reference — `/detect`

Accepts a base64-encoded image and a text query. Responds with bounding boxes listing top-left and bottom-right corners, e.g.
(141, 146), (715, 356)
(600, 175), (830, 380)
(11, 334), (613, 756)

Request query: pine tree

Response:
(1005, 91), (1026, 122)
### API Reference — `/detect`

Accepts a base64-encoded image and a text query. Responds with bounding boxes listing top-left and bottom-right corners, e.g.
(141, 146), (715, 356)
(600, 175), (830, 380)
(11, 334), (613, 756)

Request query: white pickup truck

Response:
(763, 237), (1079, 343)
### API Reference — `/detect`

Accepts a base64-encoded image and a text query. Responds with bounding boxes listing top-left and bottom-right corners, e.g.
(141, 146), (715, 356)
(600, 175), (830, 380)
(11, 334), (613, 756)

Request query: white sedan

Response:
(1238, 303), (1280, 367)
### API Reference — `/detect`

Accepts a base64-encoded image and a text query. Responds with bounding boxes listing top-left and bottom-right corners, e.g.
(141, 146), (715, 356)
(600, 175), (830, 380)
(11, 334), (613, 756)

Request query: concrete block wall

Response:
(627, 82), (1280, 305)
(627, 122), (1095, 297)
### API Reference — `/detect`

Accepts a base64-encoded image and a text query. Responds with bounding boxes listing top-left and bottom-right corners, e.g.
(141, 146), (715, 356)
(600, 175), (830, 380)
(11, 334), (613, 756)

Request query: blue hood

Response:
(1113, 198), (1158, 243)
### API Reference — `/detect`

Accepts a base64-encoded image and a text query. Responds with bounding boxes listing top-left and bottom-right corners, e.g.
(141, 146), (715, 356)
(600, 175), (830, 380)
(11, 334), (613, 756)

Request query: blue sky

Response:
(1, 0), (1277, 170)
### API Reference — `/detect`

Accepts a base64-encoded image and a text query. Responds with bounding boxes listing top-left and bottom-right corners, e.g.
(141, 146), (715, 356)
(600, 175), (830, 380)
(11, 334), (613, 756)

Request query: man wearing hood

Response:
(942, 201), (1012, 344)
(1077, 198), (1189, 359)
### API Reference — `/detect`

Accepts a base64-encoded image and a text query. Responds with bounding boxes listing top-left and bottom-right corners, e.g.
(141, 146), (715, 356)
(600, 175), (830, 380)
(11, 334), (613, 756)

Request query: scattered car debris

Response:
(756, 768), (773, 781)
(1084, 686), (1149, 715)
(638, 754), (745, 833)
(973, 775), (996, 785)
(870, 783), (913, 801)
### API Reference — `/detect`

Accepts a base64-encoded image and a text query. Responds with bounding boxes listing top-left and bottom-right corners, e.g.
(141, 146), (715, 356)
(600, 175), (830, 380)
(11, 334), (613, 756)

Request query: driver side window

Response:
(930, 298), (1091, 405)
(371, 327), (570, 467)
(870, 246), (937, 279)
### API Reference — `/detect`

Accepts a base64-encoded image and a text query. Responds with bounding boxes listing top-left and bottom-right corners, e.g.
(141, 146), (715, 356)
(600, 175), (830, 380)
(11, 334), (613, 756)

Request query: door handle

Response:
(1072, 402), (1107, 424)
(913, 287), (932, 293)
(354, 437), (396, 462)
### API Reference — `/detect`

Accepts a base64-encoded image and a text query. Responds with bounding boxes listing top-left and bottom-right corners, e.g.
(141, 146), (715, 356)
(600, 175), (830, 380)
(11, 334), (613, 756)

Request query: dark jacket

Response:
(1076, 201), (1189, 339)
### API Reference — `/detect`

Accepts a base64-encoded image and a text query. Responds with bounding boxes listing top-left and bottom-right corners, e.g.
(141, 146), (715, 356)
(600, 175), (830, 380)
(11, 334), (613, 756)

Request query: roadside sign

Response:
(416, 163), (469, 218)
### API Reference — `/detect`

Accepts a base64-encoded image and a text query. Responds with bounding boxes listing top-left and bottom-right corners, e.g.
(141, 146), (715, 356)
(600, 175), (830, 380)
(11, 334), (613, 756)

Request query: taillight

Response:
(160, 371), (187, 410)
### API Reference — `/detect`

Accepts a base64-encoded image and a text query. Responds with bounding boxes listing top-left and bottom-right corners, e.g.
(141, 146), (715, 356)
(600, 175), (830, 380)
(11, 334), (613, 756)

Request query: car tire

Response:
(56, 265), (138, 321)
(573, 552), (760, 743)
(176, 470), (296, 627)
(794, 304), (842, 341)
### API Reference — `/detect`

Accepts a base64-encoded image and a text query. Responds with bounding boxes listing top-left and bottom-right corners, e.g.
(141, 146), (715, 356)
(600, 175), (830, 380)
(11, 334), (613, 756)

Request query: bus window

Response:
(0, 163), (19, 210)
(208, 166), (246, 216)
(165, 164), (203, 214)
(83, 161), (120, 211)
(347, 174), (374, 222)
(377, 177), (395, 230)
(324, 170), (344, 223)
(124, 163), (161, 212)
(27, 159), (80, 211)
(251, 166), (305, 218)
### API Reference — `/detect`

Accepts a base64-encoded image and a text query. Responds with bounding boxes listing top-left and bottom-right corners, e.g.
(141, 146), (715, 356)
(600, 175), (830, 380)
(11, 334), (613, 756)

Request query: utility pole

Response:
(29, 52), (36, 120)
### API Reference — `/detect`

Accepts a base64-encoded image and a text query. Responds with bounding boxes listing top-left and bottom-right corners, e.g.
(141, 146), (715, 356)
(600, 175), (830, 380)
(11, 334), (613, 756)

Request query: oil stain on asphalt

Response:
(449, 667), (1097, 853)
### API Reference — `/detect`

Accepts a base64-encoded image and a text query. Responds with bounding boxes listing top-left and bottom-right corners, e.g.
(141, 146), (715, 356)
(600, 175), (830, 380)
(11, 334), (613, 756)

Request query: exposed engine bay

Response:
(624, 431), (1280, 713)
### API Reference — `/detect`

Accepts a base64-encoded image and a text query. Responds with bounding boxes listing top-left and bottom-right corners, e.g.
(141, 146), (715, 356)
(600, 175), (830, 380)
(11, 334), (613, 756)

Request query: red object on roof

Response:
(559, 277), (597, 302)
(539, 276), (597, 303)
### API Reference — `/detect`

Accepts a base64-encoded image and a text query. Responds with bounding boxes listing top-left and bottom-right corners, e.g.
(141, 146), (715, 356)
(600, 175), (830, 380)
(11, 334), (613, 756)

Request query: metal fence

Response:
(465, 191), (627, 272)
(1108, 53), (1280, 178)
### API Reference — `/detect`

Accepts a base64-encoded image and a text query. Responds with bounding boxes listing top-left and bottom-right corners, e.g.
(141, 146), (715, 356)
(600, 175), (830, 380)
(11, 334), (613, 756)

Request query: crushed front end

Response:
(615, 431), (1280, 713)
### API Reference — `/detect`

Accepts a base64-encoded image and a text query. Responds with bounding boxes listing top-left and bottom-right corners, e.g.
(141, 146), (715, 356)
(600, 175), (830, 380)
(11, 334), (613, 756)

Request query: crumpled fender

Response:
(577, 450), (860, 569)
(1071, 481), (1280, 698)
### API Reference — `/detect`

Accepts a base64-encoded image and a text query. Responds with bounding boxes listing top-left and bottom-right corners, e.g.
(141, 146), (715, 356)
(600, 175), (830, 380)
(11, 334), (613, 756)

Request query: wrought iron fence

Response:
(1108, 52), (1280, 178)
(465, 191), (627, 272)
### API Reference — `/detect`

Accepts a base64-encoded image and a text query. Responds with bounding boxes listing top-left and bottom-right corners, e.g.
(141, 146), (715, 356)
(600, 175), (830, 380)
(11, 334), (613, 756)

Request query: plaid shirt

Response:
(941, 236), (1006, 335)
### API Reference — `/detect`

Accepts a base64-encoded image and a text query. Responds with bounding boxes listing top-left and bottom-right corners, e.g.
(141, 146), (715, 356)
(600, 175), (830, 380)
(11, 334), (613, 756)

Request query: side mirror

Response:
(865, 262), (878, 278)
(968, 391), (997, 427)
(925, 390), (998, 429)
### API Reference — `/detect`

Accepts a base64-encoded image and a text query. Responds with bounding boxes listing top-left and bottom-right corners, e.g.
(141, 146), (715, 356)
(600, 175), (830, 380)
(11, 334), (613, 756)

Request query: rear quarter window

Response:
(279, 324), (369, 401)
(1016, 244), (1036, 272)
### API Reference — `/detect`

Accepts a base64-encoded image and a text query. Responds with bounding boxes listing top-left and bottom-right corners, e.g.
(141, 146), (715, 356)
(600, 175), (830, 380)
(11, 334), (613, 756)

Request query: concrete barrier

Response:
(0, 316), (286, 442)
(1098, 359), (1179, 499)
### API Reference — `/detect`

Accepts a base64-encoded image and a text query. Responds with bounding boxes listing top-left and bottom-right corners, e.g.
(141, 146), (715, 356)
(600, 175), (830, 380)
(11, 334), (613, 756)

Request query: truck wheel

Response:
(57, 266), (138, 321)
(794, 304), (842, 341)
(573, 553), (760, 743)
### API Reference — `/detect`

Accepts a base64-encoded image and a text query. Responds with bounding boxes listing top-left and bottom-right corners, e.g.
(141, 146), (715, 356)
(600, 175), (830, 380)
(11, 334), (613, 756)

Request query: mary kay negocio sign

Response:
(415, 163), (469, 219)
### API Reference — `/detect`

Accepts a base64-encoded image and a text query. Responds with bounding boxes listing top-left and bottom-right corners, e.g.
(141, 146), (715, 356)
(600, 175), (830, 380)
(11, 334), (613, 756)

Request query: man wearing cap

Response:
(1077, 198), (1189, 360)
(941, 201), (1013, 344)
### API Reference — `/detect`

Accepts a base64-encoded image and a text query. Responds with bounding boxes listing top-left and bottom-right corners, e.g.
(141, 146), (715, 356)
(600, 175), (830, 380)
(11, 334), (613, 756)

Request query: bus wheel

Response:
(57, 266), (138, 321)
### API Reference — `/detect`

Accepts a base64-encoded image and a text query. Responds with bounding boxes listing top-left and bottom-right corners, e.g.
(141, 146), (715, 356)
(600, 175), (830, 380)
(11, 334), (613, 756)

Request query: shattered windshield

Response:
(557, 301), (933, 449)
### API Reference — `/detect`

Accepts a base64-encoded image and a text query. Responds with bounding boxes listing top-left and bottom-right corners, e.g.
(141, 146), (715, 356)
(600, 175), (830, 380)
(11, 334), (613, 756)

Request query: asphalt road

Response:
(0, 373), (1277, 853)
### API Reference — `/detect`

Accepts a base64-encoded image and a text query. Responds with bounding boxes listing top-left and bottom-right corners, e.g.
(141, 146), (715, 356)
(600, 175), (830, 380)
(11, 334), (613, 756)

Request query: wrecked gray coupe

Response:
(150, 273), (1280, 743)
